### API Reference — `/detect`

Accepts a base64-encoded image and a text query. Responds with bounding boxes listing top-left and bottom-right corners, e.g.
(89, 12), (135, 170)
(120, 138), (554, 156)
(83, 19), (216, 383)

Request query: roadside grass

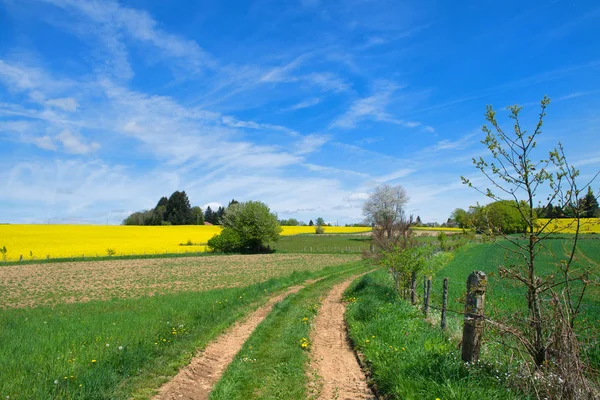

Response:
(345, 270), (527, 400)
(210, 262), (371, 400)
(273, 234), (372, 254)
(0, 261), (364, 400)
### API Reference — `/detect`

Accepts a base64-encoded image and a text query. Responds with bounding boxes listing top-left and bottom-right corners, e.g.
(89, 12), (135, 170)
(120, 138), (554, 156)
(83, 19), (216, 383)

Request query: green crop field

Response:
(272, 233), (372, 253)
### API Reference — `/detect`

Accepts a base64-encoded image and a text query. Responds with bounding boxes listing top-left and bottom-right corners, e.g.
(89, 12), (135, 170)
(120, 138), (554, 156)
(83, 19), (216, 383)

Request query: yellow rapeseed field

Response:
(535, 218), (600, 234)
(0, 224), (371, 261)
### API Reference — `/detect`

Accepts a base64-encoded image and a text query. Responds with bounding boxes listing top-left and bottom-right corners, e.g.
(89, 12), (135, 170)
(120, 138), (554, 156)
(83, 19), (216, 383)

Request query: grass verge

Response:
(210, 262), (371, 400)
(0, 261), (363, 400)
(344, 270), (527, 400)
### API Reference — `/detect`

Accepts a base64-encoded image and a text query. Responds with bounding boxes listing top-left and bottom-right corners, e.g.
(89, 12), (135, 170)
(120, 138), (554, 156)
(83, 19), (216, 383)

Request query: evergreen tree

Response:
(216, 206), (226, 224)
(204, 206), (214, 224)
(228, 199), (239, 207)
(309, 219), (314, 226)
(580, 187), (599, 217)
(165, 191), (193, 225)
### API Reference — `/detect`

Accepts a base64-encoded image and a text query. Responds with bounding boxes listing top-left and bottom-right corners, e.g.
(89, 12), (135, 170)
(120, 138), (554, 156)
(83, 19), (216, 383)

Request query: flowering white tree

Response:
(362, 184), (409, 239)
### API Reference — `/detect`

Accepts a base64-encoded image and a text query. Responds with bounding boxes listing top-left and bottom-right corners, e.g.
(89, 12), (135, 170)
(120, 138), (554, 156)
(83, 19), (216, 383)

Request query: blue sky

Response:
(1, 0), (599, 225)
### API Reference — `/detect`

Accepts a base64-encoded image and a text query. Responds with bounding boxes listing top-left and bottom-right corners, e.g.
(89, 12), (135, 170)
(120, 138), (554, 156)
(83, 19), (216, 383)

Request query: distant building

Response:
(204, 221), (213, 226)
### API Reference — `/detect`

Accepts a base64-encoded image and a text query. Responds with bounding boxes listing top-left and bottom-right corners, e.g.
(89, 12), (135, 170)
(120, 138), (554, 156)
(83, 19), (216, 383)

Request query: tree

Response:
(228, 199), (239, 207)
(470, 200), (529, 234)
(450, 208), (470, 228)
(462, 96), (598, 396)
(217, 206), (226, 224)
(362, 184), (409, 239)
(165, 191), (193, 225)
(204, 206), (214, 224)
(315, 217), (325, 226)
(210, 201), (282, 252)
(191, 206), (204, 225)
(579, 186), (599, 217)
(415, 215), (422, 226)
(308, 219), (314, 226)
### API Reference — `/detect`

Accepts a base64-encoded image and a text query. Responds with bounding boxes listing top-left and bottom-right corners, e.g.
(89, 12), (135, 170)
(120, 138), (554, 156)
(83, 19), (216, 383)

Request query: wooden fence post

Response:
(424, 278), (431, 315)
(423, 276), (427, 305)
(461, 271), (487, 362)
(441, 278), (448, 330)
(410, 271), (417, 305)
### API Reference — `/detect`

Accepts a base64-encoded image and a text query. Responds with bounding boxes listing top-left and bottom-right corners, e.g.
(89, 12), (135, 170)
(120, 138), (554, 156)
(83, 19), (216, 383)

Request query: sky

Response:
(1, 0), (599, 225)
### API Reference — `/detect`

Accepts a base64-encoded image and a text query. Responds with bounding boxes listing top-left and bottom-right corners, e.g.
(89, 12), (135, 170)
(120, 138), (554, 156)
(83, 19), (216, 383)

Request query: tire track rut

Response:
(310, 278), (376, 400)
(154, 283), (312, 400)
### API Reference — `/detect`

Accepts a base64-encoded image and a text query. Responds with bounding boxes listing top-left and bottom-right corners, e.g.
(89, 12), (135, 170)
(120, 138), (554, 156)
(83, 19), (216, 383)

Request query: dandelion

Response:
(118, 346), (123, 351)
(54, 380), (58, 385)
(91, 359), (97, 363)
(106, 343), (110, 347)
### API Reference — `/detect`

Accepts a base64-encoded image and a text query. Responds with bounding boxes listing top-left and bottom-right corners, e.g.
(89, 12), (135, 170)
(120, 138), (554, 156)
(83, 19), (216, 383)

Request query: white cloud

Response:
(39, 0), (212, 78)
(56, 130), (100, 154)
(346, 192), (369, 202)
(374, 168), (416, 183)
(294, 134), (330, 155)
(283, 97), (321, 111)
(45, 97), (79, 112)
(330, 81), (401, 129)
(32, 135), (57, 151)
(202, 202), (223, 211)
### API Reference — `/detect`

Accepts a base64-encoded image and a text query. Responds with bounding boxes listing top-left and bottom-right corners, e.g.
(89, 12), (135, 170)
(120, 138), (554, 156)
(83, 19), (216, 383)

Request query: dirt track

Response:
(310, 279), (375, 400)
(153, 283), (311, 400)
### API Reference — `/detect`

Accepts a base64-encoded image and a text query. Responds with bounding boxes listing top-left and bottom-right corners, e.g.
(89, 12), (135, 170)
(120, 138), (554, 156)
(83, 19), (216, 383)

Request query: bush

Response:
(207, 228), (243, 253)
(210, 201), (282, 253)
(315, 225), (325, 234)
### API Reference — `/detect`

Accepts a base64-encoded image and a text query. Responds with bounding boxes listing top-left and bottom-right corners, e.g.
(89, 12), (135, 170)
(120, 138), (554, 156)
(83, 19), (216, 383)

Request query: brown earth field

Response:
(0, 254), (360, 309)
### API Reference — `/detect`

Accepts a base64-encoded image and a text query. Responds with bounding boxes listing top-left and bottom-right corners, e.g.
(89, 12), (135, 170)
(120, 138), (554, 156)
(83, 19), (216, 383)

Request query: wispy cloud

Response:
(38, 0), (213, 78)
(330, 81), (424, 130)
(282, 97), (321, 111)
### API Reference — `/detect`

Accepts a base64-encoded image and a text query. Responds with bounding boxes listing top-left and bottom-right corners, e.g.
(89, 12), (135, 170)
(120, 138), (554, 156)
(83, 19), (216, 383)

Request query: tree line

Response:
(449, 186), (599, 234)
(123, 191), (238, 226)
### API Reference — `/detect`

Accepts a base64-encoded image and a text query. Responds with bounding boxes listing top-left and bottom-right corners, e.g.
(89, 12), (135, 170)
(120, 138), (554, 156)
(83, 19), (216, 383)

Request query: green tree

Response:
(315, 217), (325, 226)
(216, 206), (226, 225)
(204, 206), (215, 224)
(462, 96), (597, 393)
(450, 208), (470, 228)
(470, 200), (528, 234)
(308, 219), (314, 226)
(191, 206), (204, 225)
(165, 191), (193, 225)
(207, 228), (242, 253)
(579, 186), (599, 217)
(211, 201), (282, 252)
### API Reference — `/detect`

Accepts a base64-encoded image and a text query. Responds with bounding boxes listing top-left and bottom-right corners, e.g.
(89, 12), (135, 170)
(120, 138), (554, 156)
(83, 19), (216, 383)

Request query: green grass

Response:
(0, 261), (364, 400)
(426, 235), (600, 369)
(344, 270), (528, 400)
(273, 233), (372, 254)
(210, 262), (371, 400)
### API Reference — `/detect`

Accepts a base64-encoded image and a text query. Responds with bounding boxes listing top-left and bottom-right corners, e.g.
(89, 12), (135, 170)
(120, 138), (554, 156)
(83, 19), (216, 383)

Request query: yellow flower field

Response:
(535, 218), (600, 234)
(0, 225), (371, 261)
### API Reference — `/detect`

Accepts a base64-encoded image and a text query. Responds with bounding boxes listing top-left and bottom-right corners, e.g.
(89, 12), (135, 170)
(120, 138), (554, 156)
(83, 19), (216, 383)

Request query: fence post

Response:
(410, 271), (417, 305)
(461, 271), (487, 362)
(441, 278), (448, 330)
(424, 278), (431, 315)
(423, 276), (427, 305)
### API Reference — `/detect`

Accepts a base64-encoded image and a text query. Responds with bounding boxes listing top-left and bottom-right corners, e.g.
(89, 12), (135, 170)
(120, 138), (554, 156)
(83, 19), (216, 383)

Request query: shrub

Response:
(315, 225), (325, 234)
(207, 228), (242, 253)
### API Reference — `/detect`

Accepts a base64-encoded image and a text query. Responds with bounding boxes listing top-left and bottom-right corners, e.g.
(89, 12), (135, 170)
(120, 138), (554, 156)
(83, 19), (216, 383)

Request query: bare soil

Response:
(153, 282), (312, 400)
(0, 254), (359, 308)
(310, 279), (376, 400)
